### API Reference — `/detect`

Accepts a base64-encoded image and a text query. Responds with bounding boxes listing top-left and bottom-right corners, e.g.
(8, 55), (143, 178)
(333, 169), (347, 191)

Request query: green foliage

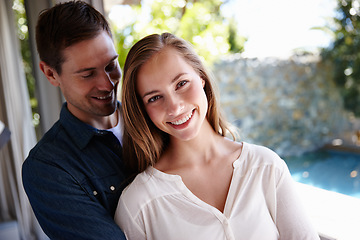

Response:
(13, 0), (41, 139)
(228, 17), (245, 53)
(109, 0), (246, 68)
(321, 0), (360, 116)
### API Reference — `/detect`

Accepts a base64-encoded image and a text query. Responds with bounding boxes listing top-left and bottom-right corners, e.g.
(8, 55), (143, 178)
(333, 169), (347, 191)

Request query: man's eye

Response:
(105, 62), (117, 72)
(82, 72), (93, 78)
(148, 95), (161, 103)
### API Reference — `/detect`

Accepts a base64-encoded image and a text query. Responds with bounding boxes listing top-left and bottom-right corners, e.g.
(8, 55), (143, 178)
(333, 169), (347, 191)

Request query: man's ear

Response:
(39, 61), (60, 87)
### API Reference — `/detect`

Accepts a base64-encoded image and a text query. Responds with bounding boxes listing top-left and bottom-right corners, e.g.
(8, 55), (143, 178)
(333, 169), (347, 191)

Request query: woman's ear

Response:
(201, 77), (205, 88)
(39, 61), (60, 87)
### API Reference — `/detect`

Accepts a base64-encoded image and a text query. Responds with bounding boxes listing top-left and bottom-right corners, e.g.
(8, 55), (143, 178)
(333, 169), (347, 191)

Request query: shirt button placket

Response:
(223, 218), (235, 240)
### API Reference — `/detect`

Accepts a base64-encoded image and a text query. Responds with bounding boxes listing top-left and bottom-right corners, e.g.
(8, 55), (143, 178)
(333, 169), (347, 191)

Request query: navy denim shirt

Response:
(22, 103), (129, 240)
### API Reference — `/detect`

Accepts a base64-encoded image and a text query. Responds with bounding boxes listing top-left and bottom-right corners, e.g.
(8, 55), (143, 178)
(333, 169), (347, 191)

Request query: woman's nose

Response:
(166, 95), (184, 116)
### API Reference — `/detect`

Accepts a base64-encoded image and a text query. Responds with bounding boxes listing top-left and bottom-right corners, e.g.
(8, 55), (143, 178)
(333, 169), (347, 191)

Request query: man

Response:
(22, 1), (129, 239)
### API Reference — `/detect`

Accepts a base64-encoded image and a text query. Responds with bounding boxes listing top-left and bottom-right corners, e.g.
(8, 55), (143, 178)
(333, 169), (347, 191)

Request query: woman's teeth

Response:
(171, 111), (193, 125)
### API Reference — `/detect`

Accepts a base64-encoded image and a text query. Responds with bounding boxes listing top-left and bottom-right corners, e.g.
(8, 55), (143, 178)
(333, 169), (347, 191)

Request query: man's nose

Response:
(109, 66), (121, 84)
(98, 72), (116, 91)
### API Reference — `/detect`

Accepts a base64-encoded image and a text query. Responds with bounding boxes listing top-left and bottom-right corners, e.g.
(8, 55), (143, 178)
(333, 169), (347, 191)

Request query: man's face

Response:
(54, 31), (121, 125)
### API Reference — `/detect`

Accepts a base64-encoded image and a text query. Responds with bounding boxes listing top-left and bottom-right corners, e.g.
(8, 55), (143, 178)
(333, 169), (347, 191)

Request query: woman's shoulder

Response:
(239, 142), (286, 169)
(121, 169), (156, 197)
(243, 142), (280, 157)
(120, 167), (181, 208)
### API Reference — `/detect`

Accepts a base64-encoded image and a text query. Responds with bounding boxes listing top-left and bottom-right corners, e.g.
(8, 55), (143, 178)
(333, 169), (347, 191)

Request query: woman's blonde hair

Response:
(121, 32), (235, 175)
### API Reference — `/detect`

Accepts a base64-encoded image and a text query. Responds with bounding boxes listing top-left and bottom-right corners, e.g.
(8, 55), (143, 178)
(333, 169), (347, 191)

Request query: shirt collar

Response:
(59, 103), (112, 150)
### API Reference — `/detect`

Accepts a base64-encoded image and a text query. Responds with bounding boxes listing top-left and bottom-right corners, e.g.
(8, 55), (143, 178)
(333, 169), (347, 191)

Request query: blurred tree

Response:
(321, 0), (360, 116)
(109, 0), (246, 68)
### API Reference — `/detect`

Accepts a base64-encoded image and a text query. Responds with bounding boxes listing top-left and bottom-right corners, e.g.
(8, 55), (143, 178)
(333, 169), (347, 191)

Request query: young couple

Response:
(22, 1), (319, 239)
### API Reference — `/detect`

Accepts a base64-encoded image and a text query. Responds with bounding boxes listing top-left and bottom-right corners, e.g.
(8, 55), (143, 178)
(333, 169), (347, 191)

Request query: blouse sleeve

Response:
(114, 196), (147, 240)
(276, 160), (320, 240)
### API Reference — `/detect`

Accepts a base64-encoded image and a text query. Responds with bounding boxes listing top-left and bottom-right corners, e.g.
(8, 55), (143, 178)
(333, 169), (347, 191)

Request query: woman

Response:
(115, 32), (319, 240)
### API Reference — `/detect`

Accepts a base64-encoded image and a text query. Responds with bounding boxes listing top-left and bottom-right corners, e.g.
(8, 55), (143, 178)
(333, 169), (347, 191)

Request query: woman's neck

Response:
(155, 120), (229, 172)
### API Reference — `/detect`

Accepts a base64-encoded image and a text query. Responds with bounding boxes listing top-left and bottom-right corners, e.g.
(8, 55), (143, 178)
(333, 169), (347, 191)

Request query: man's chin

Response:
(100, 102), (117, 116)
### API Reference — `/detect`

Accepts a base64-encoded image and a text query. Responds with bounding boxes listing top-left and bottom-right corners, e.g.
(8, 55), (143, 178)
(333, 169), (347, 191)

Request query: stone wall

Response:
(212, 55), (351, 156)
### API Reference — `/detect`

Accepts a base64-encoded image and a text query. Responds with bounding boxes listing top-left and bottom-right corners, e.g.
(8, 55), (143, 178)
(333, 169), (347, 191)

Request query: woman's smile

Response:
(168, 109), (195, 129)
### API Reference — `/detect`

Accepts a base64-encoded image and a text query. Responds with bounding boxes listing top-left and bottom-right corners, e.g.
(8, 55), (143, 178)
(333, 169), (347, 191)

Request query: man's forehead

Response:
(61, 32), (116, 69)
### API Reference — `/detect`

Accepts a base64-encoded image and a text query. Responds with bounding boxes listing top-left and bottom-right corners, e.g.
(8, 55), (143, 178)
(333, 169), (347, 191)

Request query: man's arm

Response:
(22, 157), (126, 240)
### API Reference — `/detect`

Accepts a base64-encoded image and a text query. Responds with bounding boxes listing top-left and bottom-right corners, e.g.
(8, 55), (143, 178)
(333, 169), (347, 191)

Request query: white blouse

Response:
(115, 142), (319, 240)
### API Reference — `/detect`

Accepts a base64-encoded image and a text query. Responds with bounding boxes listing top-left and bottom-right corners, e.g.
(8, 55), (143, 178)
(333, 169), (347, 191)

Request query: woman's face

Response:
(136, 47), (208, 141)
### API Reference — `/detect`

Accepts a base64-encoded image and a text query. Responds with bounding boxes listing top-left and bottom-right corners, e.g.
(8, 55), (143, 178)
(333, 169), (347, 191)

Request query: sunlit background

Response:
(106, 0), (338, 59)
(221, 0), (337, 58)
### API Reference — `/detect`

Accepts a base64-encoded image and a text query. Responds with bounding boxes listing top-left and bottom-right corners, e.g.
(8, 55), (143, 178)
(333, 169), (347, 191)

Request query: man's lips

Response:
(93, 91), (113, 100)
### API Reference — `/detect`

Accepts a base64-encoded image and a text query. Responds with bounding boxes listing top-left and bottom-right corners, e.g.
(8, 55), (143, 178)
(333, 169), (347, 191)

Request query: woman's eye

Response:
(148, 95), (161, 103)
(176, 80), (188, 89)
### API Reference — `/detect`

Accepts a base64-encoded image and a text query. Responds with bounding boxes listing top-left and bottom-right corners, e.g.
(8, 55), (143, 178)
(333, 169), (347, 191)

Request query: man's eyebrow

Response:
(74, 55), (119, 74)
(142, 73), (186, 99)
(109, 54), (119, 63)
(74, 67), (95, 74)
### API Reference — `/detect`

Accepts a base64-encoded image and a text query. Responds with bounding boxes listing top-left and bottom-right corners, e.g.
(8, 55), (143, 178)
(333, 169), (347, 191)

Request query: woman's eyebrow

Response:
(142, 90), (159, 99)
(142, 73), (187, 99)
(171, 73), (186, 83)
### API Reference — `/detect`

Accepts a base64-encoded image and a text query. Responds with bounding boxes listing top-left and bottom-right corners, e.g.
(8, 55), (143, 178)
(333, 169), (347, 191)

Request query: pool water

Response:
(283, 150), (360, 199)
